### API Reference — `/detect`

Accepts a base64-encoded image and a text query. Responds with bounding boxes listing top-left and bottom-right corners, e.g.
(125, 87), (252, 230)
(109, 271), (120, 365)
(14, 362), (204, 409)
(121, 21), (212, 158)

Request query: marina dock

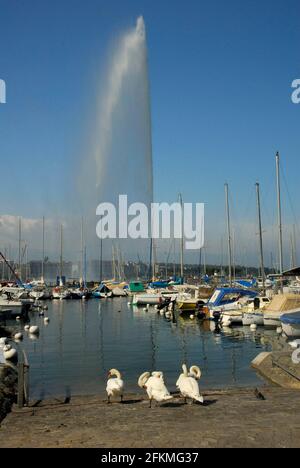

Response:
(1, 387), (300, 448)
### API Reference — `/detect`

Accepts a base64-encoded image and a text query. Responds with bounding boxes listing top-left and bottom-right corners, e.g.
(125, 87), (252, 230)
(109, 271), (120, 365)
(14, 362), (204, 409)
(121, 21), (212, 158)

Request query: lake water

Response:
(12, 298), (279, 399)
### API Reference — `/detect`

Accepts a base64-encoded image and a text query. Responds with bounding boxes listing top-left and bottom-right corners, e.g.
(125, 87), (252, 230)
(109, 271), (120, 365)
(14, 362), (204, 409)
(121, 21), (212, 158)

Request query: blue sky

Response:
(0, 0), (299, 266)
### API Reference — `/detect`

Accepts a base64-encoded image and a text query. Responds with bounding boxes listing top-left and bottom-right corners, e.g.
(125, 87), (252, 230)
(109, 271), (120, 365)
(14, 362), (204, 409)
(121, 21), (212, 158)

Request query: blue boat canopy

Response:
(281, 312), (300, 325)
(208, 287), (258, 308)
(235, 279), (257, 289)
(149, 281), (169, 289)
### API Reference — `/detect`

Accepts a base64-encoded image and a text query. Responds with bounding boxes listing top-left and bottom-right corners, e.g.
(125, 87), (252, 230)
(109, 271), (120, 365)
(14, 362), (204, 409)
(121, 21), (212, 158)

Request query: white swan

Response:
(106, 369), (124, 404)
(138, 371), (173, 408)
(176, 364), (204, 404)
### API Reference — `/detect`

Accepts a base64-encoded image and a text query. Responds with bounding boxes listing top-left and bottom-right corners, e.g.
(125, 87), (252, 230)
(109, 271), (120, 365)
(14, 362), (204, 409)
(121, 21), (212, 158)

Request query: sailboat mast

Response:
(60, 224), (63, 281)
(99, 237), (103, 283)
(225, 183), (233, 286)
(276, 152), (284, 289)
(112, 245), (116, 280)
(152, 239), (156, 281)
(148, 238), (153, 282)
(293, 224), (297, 267)
(18, 217), (22, 281)
(81, 217), (84, 285)
(42, 216), (45, 282)
(84, 245), (87, 288)
(179, 193), (184, 280)
(256, 182), (266, 294)
(198, 248), (202, 279)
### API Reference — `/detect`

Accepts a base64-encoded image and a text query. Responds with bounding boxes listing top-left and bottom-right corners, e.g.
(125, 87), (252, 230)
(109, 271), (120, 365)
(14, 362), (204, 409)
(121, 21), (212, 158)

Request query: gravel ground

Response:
(1, 387), (300, 448)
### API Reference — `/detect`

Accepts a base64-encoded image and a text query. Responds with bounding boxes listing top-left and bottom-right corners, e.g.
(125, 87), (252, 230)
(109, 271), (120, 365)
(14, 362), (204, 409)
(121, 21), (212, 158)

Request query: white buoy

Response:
(43, 305), (48, 311)
(24, 325), (30, 331)
(3, 345), (18, 361)
(14, 332), (23, 341)
(29, 325), (39, 335)
(44, 317), (50, 324)
(143, 307), (148, 312)
(127, 302), (131, 306)
(154, 305), (158, 310)
(82, 295), (86, 300)
(276, 327), (282, 335)
(16, 316), (21, 321)
(250, 324), (257, 331)
(190, 315), (195, 320)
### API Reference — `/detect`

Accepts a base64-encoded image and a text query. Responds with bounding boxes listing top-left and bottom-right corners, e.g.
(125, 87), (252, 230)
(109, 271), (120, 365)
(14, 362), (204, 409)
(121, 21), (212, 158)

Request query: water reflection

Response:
(9, 298), (284, 399)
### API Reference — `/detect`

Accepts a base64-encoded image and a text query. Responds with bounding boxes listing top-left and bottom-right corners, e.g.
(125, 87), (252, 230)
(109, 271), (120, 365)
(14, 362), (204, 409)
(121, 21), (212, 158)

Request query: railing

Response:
(271, 351), (300, 383)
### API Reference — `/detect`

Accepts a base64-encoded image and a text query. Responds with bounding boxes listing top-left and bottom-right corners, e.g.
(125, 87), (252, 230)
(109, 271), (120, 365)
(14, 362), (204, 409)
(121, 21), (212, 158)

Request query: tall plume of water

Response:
(91, 16), (153, 211)
(78, 16), (154, 263)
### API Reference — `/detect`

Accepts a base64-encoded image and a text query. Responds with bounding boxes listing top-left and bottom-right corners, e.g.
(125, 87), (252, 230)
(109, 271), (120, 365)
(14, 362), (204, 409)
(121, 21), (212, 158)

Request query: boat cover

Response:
(281, 311), (300, 324)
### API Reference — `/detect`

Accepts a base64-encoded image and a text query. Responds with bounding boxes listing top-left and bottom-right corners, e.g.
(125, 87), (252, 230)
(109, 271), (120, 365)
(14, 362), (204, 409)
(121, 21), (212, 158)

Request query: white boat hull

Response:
(52, 290), (70, 300)
(112, 288), (127, 297)
(221, 311), (243, 326)
(263, 315), (282, 328)
(132, 294), (163, 306)
(0, 299), (24, 317)
(242, 312), (264, 326)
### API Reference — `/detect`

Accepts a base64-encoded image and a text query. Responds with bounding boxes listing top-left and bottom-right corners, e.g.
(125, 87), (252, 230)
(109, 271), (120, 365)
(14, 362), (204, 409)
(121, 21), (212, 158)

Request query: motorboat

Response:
(111, 287), (127, 297)
(263, 294), (300, 327)
(0, 293), (25, 318)
(30, 286), (52, 301)
(242, 297), (271, 326)
(0, 285), (30, 300)
(127, 282), (145, 296)
(176, 288), (205, 312)
(281, 311), (300, 337)
(92, 284), (113, 298)
(204, 287), (258, 320)
(177, 298), (200, 311)
(132, 293), (163, 306)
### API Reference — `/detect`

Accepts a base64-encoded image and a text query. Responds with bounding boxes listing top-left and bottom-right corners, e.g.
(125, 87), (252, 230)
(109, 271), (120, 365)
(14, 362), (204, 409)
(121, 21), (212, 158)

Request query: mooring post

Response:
(17, 362), (24, 409)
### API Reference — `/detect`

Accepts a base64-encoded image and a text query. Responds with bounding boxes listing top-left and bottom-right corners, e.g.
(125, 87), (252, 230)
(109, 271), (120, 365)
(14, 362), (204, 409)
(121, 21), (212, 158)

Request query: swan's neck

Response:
(182, 364), (188, 377)
(110, 370), (121, 379)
